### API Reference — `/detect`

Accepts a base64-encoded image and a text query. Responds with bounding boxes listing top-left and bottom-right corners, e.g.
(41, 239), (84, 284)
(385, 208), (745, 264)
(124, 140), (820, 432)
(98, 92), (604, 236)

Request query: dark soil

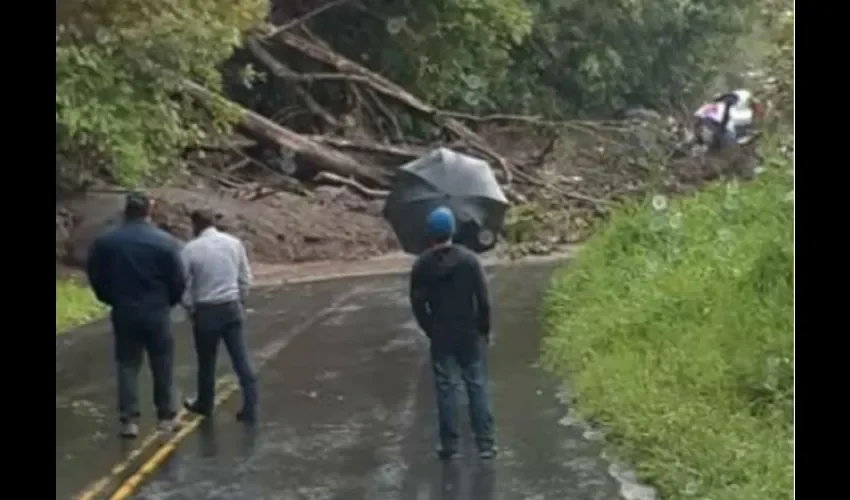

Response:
(56, 184), (398, 272)
(151, 186), (397, 263)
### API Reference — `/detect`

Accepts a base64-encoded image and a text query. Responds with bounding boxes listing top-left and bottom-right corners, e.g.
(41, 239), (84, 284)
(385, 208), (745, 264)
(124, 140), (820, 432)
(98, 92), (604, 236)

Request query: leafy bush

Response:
(56, 0), (266, 189)
(56, 280), (105, 334)
(306, 0), (759, 117)
(516, 0), (759, 115)
(541, 153), (793, 499)
(309, 0), (534, 112)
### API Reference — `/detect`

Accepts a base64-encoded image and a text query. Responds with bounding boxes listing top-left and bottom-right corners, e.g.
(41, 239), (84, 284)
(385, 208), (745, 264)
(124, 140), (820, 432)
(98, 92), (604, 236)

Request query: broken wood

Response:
(266, 0), (355, 39)
(314, 172), (389, 199)
(182, 80), (390, 188)
(246, 38), (341, 129)
(364, 87), (404, 141)
(304, 136), (427, 159)
(274, 32), (514, 184)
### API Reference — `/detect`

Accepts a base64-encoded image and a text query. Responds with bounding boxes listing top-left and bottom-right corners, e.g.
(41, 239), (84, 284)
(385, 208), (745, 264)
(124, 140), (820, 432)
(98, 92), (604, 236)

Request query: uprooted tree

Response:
(56, 0), (783, 240)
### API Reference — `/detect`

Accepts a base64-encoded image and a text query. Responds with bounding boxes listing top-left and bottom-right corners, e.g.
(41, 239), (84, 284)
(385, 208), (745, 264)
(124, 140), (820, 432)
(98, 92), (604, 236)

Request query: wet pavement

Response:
(57, 261), (631, 500)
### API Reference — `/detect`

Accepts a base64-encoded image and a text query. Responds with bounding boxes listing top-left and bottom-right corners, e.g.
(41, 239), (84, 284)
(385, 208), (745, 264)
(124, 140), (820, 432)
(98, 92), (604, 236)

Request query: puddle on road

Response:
(379, 324), (427, 353)
(489, 264), (658, 500)
(555, 391), (658, 500)
(131, 267), (658, 500)
(320, 303), (364, 326)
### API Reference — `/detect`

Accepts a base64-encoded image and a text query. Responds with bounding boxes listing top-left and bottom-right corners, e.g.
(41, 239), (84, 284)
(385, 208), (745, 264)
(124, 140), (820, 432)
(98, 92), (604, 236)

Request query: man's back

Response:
(181, 227), (251, 307)
(410, 244), (491, 351)
(87, 221), (184, 314)
(411, 207), (497, 459)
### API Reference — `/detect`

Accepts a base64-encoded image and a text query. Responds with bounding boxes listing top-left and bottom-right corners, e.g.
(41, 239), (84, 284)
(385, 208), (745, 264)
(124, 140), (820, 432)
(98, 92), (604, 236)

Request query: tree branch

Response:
(246, 38), (340, 128)
(266, 0), (356, 38)
(182, 79), (390, 187)
(274, 32), (515, 184)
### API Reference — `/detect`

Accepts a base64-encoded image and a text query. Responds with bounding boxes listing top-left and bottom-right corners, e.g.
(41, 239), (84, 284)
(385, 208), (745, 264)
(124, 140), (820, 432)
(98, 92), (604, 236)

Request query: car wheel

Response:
(470, 227), (497, 252)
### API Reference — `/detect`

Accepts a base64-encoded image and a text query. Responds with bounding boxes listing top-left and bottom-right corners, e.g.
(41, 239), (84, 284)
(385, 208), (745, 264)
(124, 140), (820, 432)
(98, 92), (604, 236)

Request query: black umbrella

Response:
(382, 148), (510, 255)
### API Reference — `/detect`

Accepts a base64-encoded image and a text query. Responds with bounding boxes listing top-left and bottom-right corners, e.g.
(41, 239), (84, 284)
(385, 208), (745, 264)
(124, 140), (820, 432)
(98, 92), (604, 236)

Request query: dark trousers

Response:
(191, 301), (258, 416)
(111, 310), (176, 423)
(430, 339), (495, 452)
(695, 117), (736, 150)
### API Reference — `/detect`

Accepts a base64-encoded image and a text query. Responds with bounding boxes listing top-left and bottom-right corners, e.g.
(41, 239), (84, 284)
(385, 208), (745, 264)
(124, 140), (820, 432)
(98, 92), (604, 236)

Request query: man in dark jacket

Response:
(409, 206), (496, 460)
(86, 192), (186, 438)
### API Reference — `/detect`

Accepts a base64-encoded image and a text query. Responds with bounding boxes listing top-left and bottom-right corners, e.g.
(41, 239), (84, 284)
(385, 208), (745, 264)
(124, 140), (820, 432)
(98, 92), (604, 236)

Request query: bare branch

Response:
(266, 0), (356, 39)
(275, 32), (515, 184)
(182, 80), (390, 187)
(315, 172), (389, 199)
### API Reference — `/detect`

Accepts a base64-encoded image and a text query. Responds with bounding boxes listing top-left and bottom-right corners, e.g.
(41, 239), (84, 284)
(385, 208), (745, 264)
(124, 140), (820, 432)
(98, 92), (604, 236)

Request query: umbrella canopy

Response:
(382, 148), (510, 255)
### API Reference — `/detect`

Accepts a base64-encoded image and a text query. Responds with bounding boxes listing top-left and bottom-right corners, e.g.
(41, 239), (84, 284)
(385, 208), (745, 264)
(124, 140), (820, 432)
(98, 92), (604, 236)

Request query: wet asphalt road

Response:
(57, 262), (629, 500)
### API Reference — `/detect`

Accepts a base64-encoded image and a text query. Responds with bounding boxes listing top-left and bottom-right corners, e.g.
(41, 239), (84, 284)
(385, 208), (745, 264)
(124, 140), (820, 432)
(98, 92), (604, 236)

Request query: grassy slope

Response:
(56, 280), (105, 334)
(542, 151), (793, 500)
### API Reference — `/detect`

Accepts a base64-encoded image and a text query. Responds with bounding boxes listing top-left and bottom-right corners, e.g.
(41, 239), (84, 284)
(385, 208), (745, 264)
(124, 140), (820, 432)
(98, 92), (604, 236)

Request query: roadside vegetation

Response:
(541, 4), (794, 498)
(56, 279), (105, 335)
(543, 157), (792, 499)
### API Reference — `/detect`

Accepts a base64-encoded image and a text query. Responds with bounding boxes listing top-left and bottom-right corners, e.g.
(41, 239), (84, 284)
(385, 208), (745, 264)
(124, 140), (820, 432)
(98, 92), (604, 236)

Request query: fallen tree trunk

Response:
(304, 136), (428, 159)
(182, 80), (390, 188)
(273, 32), (514, 184)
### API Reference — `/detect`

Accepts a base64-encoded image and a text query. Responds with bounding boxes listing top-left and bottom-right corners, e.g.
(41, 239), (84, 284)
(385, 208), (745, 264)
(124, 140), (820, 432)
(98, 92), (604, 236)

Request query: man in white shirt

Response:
(181, 209), (258, 422)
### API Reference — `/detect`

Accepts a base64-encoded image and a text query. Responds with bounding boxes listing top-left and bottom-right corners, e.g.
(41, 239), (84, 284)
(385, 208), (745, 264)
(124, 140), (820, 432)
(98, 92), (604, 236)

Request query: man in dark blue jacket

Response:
(86, 192), (186, 438)
(409, 206), (496, 460)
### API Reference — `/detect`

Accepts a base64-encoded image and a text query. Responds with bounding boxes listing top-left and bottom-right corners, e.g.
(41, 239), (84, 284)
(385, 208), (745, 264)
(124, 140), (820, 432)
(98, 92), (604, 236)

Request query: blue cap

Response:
(426, 206), (455, 239)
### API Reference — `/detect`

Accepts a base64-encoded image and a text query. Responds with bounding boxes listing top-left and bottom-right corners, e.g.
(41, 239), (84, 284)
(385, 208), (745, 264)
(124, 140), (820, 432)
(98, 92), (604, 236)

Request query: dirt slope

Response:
(56, 185), (398, 270)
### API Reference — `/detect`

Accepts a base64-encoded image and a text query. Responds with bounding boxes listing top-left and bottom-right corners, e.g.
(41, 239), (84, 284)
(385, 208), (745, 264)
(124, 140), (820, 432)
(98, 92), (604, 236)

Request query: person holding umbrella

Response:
(383, 148), (509, 255)
(409, 206), (496, 460)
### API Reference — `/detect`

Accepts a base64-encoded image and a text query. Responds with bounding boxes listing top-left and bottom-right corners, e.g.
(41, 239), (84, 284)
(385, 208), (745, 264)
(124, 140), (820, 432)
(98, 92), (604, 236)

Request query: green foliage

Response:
(405, 0), (534, 109)
(311, 0), (533, 112)
(521, 0), (759, 114)
(504, 202), (548, 244)
(56, 280), (105, 334)
(56, 0), (267, 189)
(313, 0), (760, 117)
(761, 0), (794, 120)
(541, 152), (793, 499)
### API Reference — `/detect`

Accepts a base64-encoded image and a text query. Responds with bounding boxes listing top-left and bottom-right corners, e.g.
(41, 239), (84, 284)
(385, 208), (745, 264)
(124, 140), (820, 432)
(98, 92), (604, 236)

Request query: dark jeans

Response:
(431, 340), (495, 452)
(694, 117), (736, 150)
(191, 301), (258, 416)
(111, 310), (176, 423)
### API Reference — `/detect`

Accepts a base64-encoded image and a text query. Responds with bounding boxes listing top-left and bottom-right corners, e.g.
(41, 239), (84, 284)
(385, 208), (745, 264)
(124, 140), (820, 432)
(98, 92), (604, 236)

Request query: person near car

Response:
(409, 206), (496, 460)
(85, 192), (185, 438)
(181, 209), (258, 423)
(693, 89), (763, 148)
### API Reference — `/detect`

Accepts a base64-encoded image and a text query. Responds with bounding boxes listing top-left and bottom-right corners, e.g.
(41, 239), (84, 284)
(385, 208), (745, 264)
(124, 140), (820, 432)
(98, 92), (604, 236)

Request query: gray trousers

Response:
(191, 301), (258, 416)
(111, 309), (176, 423)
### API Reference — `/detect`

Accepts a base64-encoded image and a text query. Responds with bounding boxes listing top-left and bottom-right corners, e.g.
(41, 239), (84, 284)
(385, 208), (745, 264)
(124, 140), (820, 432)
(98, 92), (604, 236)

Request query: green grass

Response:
(542, 149), (793, 500)
(56, 280), (106, 335)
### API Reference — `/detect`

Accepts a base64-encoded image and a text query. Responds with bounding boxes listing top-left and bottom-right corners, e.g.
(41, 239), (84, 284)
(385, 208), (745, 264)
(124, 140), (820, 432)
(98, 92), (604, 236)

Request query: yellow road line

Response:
(76, 288), (360, 500)
(108, 383), (239, 500)
(74, 378), (235, 500)
(74, 411), (186, 500)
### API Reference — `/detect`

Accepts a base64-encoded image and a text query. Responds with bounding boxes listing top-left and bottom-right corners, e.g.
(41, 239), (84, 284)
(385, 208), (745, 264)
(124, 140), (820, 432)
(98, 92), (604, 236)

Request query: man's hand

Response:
(181, 301), (194, 318)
